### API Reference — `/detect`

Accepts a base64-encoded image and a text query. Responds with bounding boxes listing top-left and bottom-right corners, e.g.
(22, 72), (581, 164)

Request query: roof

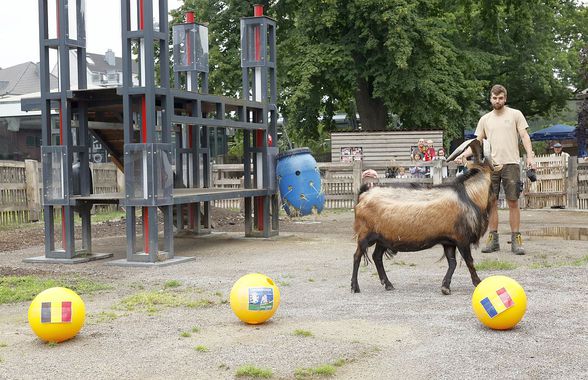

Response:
(0, 62), (58, 97)
(83, 51), (138, 73)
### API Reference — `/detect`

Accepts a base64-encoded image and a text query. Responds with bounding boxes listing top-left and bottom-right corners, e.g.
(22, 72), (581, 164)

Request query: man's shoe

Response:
(481, 231), (500, 253)
(511, 232), (525, 255)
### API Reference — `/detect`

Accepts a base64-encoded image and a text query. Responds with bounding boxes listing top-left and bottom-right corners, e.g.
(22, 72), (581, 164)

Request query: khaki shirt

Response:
(474, 106), (528, 165)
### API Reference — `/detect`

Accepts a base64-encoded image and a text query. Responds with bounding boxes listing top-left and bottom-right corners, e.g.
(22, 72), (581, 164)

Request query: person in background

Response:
(550, 142), (570, 165)
(434, 148), (448, 177)
(361, 169), (379, 189)
(409, 151), (427, 178)
(455, 84), (536, 255)
(424, 139), (436, 161)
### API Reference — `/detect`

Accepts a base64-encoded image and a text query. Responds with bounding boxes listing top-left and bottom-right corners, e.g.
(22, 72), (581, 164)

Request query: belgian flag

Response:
(41, 301), (72, 323)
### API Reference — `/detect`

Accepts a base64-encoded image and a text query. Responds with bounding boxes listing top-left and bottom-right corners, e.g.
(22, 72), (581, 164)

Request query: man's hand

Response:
(526, 156), (536, 170)
(454, 154), (466, 165)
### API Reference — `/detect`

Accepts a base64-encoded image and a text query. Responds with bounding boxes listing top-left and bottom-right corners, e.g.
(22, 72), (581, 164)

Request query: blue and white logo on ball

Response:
(248, 287), (274, 311)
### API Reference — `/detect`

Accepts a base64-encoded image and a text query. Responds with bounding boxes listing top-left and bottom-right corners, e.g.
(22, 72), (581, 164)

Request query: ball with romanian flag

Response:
(28, 287), (86, 342)
(472, 275), (527, 330)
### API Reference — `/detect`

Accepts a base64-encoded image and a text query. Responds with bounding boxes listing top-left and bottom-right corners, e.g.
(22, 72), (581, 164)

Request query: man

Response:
(550, 142), (570, 165)
(456, 84), (536, 255)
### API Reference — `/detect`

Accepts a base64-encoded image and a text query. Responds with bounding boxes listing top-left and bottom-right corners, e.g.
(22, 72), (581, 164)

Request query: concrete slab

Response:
(23, 252), (113, 264)
(105, 256), (196, 267)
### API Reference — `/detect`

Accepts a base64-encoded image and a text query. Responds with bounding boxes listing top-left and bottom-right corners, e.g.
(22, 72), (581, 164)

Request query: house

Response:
(0, 51), (136, 161)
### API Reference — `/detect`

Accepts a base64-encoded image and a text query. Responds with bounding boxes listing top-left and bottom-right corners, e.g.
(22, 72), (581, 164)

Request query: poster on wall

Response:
(341, 147), (363, 162)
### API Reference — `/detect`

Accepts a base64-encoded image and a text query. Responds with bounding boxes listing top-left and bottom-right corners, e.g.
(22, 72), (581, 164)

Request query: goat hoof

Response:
(351, 285), (361, 293)
(473, 278), (481, 287)
(441, 286), (451, 295)
(384, 283), (394, 291)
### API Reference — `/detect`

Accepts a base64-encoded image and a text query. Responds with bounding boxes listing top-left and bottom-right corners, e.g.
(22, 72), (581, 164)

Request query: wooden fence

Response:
(1, 157), (587, 225)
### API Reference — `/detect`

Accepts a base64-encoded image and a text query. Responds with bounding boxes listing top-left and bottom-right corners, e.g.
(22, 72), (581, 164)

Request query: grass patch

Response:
(530, 255), (588, 269)
(293, 329), (313, 337)
(295, 364), (336, 378)
(571, 255), (588, 266)
(114, 290), (215, 315)
(0, 276), (111, 304)
(194, 345), (209, 352)
(277, 280), (290, 287)
(180, 331), (191, 338)
(235, 365), (273, 378)
(89, 311), (120, 324)
(307, 278), (315, 283)
(47, 342), (58, 347)
(475, 259), (517, 271)
(164, 280), (182, 289)
(0, 342), (7, 348)
(332, 358), (347, 367)
(191, 326), (201, 333)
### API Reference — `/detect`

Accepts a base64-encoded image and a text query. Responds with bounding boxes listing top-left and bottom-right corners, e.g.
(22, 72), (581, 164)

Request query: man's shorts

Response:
(490, 164), (521, 201)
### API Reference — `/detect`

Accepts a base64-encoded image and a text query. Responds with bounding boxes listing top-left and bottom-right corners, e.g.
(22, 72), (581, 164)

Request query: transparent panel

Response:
(129, 0), (138, 31)
(152, 0), (160, 32)
(67, 0), (77, 40)
(155, 144), (173, 202)
(44, 149), (65, 201)
(173, 24), (209, 73)
(47, 0), (58, 39)
(129, 149), (148, 200)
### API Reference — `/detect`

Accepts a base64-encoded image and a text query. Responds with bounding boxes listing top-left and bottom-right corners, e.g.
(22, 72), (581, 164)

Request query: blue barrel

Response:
(276, 148), (325, 216)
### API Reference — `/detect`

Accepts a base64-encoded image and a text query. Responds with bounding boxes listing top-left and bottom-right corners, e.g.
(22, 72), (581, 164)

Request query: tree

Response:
(169, 0), (588, 151)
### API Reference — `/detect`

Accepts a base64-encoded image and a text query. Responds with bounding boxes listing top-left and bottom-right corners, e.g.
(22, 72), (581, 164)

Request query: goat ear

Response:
(447, 138), (481, 162)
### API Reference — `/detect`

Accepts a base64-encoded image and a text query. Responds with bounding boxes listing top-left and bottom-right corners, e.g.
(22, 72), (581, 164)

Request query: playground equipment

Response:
(28, 287), (86, 342)
(276, 148), (325, 216)
(22, 1), (279, 265)
(471, 275), (527, 330)
(230, 273), (280, 324)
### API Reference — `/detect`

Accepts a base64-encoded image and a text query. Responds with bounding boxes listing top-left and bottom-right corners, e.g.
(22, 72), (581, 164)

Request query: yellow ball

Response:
(230, 273), (280, 325)
(472, 275), (527, 330)
(28, 287), (86, 342)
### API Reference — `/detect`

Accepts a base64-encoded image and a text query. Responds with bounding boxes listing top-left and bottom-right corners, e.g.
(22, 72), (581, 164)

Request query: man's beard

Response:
(492, 103), (504, 110)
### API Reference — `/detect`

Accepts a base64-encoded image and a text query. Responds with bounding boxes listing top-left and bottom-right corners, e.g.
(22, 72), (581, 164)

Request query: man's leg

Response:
(507, 199), (520, 232)
(482, 171), (502, 253)
(504, 165), (525, 255)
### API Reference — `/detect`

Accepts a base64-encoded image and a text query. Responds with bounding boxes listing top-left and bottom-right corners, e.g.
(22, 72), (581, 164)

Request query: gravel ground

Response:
(0, 208), (587, 379)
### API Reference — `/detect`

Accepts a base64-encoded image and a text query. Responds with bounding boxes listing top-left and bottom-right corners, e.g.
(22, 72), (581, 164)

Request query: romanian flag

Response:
(41, 301), (72, 323)
(480, 287), (514, 318)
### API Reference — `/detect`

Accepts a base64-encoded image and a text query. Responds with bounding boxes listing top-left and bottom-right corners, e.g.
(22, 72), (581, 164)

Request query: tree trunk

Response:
(354, 76), (388, 131)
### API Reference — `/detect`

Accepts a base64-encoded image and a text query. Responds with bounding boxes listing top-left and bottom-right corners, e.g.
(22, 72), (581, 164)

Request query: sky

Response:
(0, 0), (183, 69)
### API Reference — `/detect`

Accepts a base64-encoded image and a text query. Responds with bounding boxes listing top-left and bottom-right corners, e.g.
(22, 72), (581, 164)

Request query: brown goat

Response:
(351, 139), (495, 295)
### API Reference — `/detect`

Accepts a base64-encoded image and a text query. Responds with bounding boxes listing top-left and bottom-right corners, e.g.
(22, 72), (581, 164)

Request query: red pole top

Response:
(185, 11), (195, 23)
(254, 4), (263, 16)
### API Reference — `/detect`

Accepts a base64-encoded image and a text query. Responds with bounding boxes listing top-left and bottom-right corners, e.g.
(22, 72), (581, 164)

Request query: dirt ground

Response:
(0, 207), (587, 379)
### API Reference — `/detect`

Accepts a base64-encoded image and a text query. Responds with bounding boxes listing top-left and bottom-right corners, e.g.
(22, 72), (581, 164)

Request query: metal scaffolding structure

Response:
(23, 0), (279, 265)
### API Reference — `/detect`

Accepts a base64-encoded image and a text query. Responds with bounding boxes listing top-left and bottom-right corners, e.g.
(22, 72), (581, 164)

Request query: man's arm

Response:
(519, 129), (536, 169)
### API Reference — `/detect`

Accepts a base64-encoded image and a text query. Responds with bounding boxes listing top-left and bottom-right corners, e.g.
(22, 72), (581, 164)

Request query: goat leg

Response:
(457, 244), (482, 287)
(351, 246), (363, 293)
(372, 243), (394, 291)
(441, 244), (457, 295)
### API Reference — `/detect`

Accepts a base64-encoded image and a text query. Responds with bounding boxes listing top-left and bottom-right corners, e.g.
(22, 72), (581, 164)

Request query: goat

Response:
(351, 139), (495, 295)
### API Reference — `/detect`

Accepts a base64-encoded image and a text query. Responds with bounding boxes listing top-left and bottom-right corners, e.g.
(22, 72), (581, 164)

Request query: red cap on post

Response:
(185, 11), (195, 23)
(254, 4), (263, 16)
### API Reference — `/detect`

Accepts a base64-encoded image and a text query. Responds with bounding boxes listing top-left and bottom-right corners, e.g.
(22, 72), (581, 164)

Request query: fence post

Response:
(352, 160), (363, 200)
(25, 159), (41, 221)
(432, 160), (443, 185)
(568, 157), (578, 209)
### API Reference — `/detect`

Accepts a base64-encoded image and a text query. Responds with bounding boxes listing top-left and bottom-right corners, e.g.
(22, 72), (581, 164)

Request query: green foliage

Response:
(194, 345), (209, 352)
(115, 290), (215, 315)
(235, 365), (273, 378)
(0, 276), (110, 304)
(167, 0), (588, 150)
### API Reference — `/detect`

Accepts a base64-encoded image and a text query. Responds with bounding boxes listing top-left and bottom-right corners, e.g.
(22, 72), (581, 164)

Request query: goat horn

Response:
(446, 138), (482, 162)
